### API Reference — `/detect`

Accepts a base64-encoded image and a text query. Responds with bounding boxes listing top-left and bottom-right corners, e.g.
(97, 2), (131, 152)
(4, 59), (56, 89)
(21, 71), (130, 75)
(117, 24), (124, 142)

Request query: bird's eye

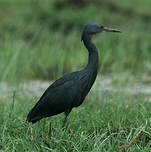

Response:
(100, 26), (104, 29)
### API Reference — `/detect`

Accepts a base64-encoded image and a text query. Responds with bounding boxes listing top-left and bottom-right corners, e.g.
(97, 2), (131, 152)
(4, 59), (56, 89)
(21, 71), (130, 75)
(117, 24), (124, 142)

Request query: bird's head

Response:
(81, 22), (120, 41)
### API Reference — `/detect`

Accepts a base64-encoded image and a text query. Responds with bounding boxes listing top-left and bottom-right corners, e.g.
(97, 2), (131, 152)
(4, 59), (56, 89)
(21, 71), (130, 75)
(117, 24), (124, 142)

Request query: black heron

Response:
(27, 23), (120, 129)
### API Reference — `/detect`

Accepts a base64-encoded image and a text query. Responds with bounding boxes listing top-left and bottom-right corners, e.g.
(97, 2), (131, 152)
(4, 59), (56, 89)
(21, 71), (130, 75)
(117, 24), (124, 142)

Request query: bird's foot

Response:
(62, 126), (66, 131)
(39, 135), (50, 149)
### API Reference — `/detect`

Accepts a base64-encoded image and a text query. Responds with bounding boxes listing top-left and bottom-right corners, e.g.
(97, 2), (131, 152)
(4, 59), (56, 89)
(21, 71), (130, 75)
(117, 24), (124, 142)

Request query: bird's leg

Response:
(62, 115), (68, 129)
(48, 121), (52, 138)
(62, 109), (72, 130)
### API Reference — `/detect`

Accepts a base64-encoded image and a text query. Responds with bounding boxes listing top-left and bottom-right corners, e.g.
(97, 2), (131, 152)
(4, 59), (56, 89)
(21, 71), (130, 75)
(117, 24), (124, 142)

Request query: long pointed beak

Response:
(103, 27), (121, 33)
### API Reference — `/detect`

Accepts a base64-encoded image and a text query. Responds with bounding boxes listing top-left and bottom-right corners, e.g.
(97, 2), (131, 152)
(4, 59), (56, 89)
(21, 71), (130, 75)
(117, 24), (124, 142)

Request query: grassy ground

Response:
(1, 0), (151, 151)
(0, 86), (151, 151)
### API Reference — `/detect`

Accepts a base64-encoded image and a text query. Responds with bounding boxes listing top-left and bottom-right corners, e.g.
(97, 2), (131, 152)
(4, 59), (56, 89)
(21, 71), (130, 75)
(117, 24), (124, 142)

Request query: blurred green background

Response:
(0, 0), (151, 83)
(1, 1), (151, 151)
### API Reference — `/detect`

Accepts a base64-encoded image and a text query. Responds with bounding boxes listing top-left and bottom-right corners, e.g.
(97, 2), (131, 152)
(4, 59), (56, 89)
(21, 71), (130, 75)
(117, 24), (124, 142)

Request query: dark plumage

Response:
(27, 23), (120, 126)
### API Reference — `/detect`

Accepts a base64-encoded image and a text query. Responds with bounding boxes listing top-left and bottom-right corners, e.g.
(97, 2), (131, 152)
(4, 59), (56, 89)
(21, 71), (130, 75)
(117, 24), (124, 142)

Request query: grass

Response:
(0, 0), (151, 83)
(0, 0), (151, 151)
(1, 28), (151, 83)
(0, 87), (151, 151)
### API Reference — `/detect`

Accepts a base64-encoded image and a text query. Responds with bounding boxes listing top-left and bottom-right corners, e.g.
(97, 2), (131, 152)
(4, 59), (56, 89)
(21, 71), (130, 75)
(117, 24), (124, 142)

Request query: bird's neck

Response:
(83, 36), (99, 70)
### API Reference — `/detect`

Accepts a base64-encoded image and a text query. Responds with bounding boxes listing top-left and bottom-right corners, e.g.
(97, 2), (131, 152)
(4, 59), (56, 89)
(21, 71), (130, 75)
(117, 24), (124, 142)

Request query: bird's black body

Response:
(27, 23), (120, 124)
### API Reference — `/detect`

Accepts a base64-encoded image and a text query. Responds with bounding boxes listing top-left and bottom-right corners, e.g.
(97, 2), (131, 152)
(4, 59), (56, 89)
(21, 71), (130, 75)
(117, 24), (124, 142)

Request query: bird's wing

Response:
(37, 71), (79, 102)
(27, 78), (78, 122)
(49, 71), (79, 89)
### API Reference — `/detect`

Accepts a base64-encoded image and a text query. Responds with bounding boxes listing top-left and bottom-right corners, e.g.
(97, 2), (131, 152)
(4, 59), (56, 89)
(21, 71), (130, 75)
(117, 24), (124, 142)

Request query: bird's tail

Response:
(26, 110), (42, 123)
